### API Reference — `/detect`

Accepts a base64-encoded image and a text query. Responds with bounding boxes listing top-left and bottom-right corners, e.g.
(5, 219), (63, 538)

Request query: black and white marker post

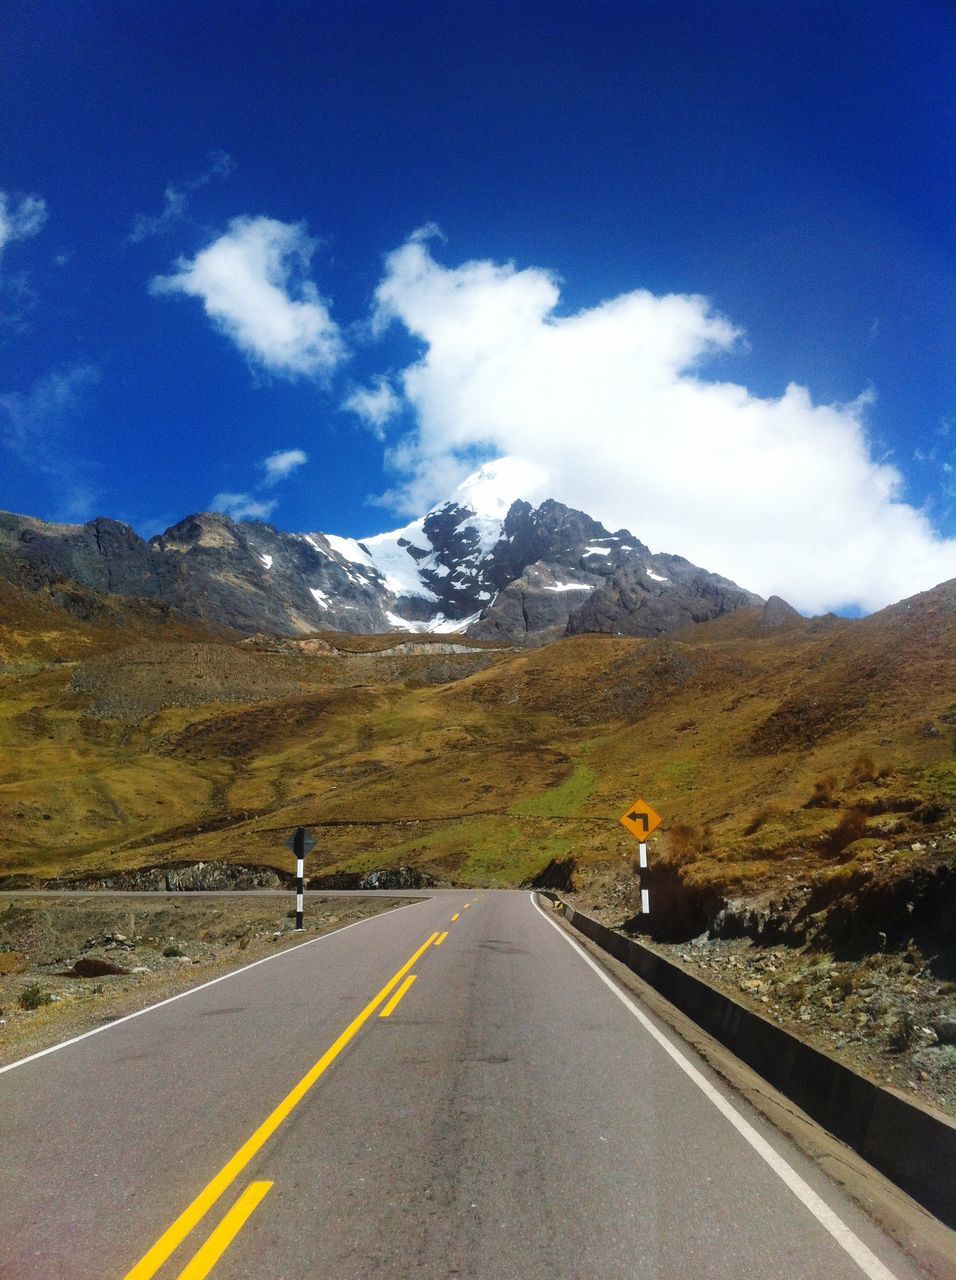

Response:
(619, 797), (662, 918)
(287, 826), (316, 931)
(294, 831), (305, 930)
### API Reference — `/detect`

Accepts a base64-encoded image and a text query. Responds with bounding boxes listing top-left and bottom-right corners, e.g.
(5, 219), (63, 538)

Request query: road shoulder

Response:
(537, 894), (956, 1280)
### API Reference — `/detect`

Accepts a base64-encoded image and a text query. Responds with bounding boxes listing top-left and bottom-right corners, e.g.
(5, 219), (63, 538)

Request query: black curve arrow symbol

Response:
(627, 812), (650, 832)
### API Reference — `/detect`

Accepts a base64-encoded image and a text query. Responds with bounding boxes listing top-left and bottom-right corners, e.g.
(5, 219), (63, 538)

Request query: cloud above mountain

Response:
(151, 216), (344, 379)
(210, 491), (278, 520)
(260, 447), (307, 485)
(370, 233), (956, 614)
(209, 446), (308, 522)
(342, 376), (401, 438)
(0, 362), (101, 519)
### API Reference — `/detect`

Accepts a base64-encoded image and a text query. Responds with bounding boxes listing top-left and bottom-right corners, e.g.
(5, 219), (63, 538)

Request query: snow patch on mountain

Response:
(384, 609), (483, 634)
(324, 533), (373, 567)
(362, 521), (438, 600)
(322, 458), (537, 609)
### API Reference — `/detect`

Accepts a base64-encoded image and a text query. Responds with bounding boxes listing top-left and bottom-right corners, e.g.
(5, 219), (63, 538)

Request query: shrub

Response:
(806, 774), (838, 808)
(887, 1010), (915, 1052)
(162, 944), (185, 958)
(667, 822), (709, 863)
(831, 970), (859, 998)
(743, 806), (776, 836)
(847, 753), (876, 787)
(18, 982), (53, 1011)
(820, 808), (868, 857)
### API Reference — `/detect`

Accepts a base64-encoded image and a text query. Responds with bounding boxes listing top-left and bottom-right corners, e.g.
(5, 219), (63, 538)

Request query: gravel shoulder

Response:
(0, 893), (415, 1068)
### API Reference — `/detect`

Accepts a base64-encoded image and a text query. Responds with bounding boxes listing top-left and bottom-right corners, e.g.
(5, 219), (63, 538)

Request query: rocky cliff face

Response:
(0, 467), (766, 641)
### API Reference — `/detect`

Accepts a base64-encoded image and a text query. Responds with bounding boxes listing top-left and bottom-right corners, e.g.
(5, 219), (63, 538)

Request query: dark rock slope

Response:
(0, 488), (765, 642)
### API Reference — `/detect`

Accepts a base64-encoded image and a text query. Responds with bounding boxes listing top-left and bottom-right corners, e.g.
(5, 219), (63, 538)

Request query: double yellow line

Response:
(123, 930), (440, 1280)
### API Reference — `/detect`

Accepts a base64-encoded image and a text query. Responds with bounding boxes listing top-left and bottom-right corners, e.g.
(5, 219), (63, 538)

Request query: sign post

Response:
(618, 798), (662, 914)
(286, 827), (316, 930)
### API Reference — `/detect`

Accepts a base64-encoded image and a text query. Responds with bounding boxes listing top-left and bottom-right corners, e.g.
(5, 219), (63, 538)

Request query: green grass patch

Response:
(512, 762), (596, 818)
(657, 759), (700, 787)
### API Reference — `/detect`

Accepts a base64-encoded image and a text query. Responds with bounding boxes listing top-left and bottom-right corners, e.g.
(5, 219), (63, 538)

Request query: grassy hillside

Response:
(1, 577), (954, 950)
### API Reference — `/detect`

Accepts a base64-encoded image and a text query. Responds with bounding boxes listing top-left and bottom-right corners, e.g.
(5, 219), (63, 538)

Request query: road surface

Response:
(0, 890), (928, 1279)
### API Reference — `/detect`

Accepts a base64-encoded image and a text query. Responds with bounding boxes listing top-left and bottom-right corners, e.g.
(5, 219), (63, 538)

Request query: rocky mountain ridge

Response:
(0, 464), (765, 642)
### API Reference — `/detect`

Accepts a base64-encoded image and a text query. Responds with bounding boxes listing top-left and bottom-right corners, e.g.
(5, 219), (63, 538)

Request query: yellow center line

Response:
(463, 903), (470, 910)
(451, 913), (459, 921)
(174, 1182), (272, 1280)
(433, 931), (449, 947)
(379, 973), (417, 1017)
(123, 931), (439, 1280)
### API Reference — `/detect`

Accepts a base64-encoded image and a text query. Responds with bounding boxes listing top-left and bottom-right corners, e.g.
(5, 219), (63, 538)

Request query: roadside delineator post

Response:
(286, 827), (316, 931)
(638, 842), (649, 915)
(619, 798), (662, 914)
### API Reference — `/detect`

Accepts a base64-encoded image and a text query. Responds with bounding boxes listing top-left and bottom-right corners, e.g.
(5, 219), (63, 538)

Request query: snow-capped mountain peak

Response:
(445, 456), (547, 520)
(312, 457), (547, 622)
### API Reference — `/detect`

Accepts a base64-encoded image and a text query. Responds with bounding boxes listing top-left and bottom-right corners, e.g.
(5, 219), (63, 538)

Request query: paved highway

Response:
(0, 891), (928, 1279)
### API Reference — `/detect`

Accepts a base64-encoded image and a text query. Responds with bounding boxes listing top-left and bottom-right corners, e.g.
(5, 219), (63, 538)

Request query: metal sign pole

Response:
(619, 798), (660, 918)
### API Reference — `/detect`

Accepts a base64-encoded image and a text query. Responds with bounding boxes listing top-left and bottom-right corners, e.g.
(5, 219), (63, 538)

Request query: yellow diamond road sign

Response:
(619, 798), (662, 841)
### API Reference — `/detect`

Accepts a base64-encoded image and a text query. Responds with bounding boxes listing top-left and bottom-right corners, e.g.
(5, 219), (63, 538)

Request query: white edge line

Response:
(529, 893), (899, 1280)
(0, 897), (429, 1077)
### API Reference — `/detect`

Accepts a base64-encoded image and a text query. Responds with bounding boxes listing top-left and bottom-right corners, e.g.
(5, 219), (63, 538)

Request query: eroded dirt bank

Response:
(558, 848), (956, 1119)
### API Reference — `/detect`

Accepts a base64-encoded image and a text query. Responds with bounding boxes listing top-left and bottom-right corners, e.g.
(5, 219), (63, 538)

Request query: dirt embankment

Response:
(554, 844), (956, 1118)
(0, 893), (413, 1067)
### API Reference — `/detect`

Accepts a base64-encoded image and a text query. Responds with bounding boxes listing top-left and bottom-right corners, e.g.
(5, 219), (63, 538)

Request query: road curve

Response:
(0, 890), (927, 1279)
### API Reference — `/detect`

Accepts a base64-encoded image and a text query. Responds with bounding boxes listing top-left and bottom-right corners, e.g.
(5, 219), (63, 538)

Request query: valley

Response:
(1, 566), (954, 1115)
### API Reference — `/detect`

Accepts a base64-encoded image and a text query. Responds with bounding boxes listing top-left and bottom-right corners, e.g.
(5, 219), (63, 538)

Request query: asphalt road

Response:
(0, 890), (929, 1279)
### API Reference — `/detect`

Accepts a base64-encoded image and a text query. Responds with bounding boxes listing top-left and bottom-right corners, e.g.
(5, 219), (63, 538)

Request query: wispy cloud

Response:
(342, 376), (401, 439)
(127, 151), (234, 243)
(151, 215), (345, 379)
(0, 189), (49, 332)
(0, 191), (48, 264)
(210, 491), (278, 521)
(259, 447), (308, 485)
(0, 363), (101, 519)
(209, 446), (307, 522)
(369, 232), (956, 614)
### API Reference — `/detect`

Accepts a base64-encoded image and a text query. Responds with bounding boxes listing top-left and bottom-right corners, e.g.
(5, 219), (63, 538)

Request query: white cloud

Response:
(0, 191), (48, 264)
(0, 363), (100, 465)
(128, 151), (234, 243)
(342, 376), (401, 438)
(260, 447), (307, 485)
(128, 185), (188, 244)
(151, 215), (344, 379)
(210, 491), (278, 521)
(0, 363), (101, 518)
(370, 234), (956, 614)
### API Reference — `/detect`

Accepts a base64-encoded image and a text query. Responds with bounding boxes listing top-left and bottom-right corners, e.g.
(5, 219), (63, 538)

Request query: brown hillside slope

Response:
(1, 578), (953, 954)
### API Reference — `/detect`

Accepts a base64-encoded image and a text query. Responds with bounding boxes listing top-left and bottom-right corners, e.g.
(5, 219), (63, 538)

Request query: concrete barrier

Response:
(548, 895), (956, 1228)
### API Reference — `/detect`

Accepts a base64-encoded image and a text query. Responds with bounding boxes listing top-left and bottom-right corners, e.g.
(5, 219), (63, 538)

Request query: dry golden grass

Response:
(1, 577), (954, 909)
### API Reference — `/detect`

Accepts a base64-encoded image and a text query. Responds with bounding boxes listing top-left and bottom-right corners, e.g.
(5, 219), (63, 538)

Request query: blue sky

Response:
(0, 0), (953, 612)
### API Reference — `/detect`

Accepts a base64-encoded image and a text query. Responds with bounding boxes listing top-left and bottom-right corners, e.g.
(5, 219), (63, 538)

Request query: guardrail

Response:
(542, 893), (956, 1229)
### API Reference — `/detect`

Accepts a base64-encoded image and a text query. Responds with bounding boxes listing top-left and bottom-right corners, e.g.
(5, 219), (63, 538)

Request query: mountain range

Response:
(0, 460), (766, 644)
